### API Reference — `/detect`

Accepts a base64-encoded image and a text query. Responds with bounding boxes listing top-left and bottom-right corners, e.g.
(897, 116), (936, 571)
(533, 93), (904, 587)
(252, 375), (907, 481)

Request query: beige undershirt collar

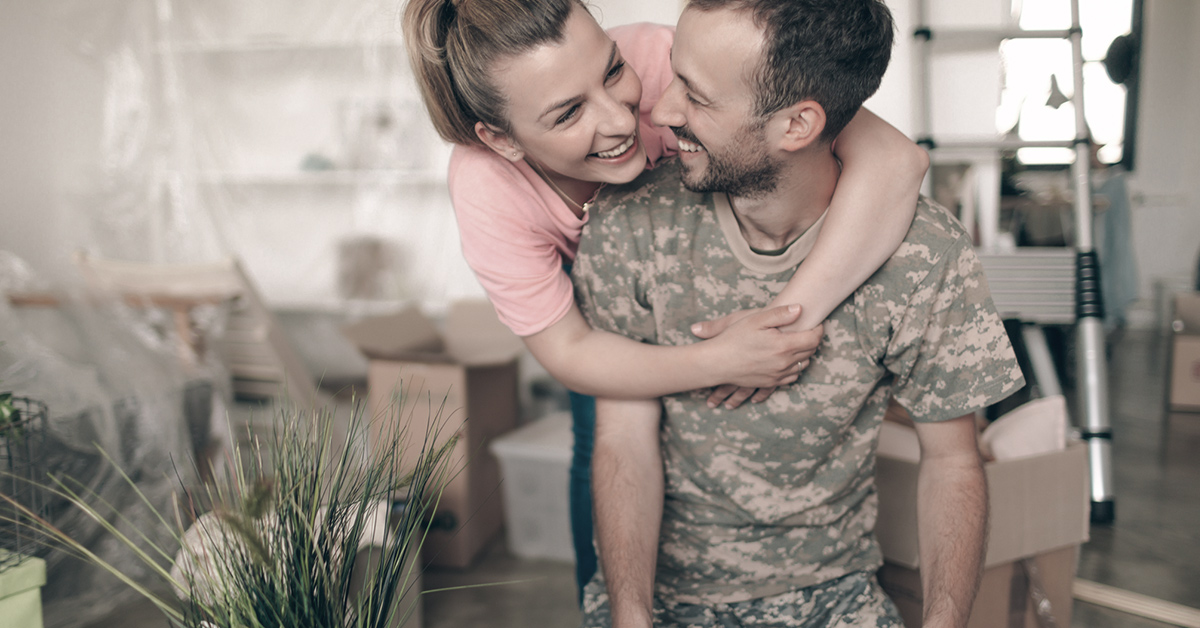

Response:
(714, 193), (828, 275)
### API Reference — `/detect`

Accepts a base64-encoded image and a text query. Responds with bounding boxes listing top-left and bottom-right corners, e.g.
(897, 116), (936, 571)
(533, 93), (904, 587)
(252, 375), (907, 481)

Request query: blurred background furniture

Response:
(74, 252), (319, 408)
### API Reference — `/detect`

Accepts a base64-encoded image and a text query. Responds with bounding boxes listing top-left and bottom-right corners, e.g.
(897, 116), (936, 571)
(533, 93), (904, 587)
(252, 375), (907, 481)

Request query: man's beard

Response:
(672, 120), (780, 198)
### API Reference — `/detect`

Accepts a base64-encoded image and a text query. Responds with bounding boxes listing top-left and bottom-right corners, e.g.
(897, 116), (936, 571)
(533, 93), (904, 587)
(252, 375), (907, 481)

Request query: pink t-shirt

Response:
(449, 22), (677, 336)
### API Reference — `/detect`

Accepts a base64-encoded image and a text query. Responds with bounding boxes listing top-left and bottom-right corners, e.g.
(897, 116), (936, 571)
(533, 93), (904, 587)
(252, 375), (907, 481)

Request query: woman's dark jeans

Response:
(568, 389), (597, 604)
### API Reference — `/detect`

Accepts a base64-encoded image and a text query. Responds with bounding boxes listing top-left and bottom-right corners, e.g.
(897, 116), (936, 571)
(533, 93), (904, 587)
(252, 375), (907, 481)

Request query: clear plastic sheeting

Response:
(0, 251), (229, 628)
(65, 0), (482, 314)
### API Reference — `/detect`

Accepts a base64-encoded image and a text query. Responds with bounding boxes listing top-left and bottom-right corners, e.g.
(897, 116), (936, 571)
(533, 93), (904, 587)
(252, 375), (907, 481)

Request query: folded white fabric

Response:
(979, 395), (1069, 461)
(877, 396), (1069, 463)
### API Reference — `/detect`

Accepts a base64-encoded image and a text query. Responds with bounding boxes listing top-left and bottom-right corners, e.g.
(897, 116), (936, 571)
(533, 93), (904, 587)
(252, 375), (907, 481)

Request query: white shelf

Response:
(153, 1), (459, 312)
(160, 38), (405, 54)
(270, 297), (416, 316)
(197, 169), (445, 186)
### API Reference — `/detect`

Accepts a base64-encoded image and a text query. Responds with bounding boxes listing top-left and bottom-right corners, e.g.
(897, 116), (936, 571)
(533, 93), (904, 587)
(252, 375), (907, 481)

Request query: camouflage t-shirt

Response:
(572, 158), (1024, 606)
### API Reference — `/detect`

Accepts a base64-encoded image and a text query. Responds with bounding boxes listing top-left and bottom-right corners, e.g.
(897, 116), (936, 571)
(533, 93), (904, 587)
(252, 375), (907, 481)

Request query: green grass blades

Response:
(1, 383), (464, 628)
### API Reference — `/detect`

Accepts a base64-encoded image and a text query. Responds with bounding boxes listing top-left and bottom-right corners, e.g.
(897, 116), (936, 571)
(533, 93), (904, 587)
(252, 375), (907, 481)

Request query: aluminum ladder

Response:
(912, 0), (1114, 523)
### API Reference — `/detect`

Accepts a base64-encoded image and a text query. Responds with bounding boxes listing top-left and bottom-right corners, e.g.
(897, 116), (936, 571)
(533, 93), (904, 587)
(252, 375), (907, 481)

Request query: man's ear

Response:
(475, 121), (524, 161)
(777, 101), (827, 152)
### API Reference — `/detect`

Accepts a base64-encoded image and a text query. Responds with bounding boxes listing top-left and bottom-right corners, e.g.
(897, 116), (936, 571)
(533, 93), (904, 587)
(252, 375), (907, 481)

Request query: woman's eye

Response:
(606, 60), (626, 82)
(556, 104), (581, 126)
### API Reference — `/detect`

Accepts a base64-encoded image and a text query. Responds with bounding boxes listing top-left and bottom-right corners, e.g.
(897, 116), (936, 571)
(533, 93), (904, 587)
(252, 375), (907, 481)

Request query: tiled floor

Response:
(68, 329), (1200, 627)
(422, 541), (580, 628)
(1071, 329), (1200, 626)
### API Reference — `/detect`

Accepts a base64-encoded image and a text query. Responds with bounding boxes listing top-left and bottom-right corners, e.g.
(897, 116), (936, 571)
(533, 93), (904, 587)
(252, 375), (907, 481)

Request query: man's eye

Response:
(606, 60), (626, 82)
(686, 93), (703, 106)
(556, 104), (581, 126)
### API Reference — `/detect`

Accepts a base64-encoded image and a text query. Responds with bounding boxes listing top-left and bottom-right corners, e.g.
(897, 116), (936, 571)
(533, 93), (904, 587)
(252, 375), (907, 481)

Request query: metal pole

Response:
(1067, 0), (1115, 524)
(1021, 324), (1065, 398)
(913, 0), (934, 197)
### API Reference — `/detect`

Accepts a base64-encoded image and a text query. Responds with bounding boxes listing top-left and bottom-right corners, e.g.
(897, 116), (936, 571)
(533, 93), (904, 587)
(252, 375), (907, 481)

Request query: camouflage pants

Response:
(579, 571), (903, 628)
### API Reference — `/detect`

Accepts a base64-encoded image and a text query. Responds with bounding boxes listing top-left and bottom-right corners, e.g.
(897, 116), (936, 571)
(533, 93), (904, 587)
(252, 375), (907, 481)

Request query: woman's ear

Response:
(777, 101), (827, 152)
(475, 122), (524, 161)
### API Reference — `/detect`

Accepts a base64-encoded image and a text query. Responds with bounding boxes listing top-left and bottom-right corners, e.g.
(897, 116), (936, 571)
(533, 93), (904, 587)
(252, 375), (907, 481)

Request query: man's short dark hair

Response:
(687, 0), (894, 142)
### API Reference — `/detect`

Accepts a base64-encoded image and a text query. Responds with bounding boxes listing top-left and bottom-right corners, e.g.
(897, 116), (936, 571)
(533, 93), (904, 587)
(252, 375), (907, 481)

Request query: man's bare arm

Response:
(912, 413), (988, 628)
(593, 398), (663, 628)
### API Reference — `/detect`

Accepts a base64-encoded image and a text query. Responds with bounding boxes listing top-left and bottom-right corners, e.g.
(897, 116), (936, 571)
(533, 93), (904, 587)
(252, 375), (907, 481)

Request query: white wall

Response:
(588, 0), (683, 28)
(867, 0), (1014, 138)
(865, 0), (916, 136)
(0, 0), (103, 282)
(1126, 0), (1200, 298)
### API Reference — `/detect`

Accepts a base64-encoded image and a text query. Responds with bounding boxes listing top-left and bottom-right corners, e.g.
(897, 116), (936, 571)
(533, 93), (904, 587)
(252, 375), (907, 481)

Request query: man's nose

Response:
(651, 78), (686, 129)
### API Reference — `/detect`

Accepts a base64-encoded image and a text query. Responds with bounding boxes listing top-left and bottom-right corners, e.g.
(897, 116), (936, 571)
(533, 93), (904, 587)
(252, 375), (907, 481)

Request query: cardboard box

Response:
(0, 553), (46, 628)
(347, 301), (524, 568)
(878, 545), (1077, 628)
(490, 411), (574, 562)
(1169, 292), (1200, 411)
(875, 426), (1089, 569)
(1165, 411), (1200, 463)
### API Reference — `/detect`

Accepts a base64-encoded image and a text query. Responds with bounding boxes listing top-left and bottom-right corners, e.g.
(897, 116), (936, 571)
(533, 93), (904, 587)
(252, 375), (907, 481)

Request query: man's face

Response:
(651, 6), (781, 198)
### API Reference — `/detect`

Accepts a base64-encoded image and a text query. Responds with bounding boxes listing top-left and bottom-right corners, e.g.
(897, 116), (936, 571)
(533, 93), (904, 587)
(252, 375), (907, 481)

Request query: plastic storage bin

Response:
(0, 552), (46, 628)
(489, 412), (574, 562)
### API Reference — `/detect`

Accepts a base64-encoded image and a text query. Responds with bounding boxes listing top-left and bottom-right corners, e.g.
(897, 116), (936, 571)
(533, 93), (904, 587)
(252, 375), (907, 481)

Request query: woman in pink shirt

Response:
(404, 0), (928, 594)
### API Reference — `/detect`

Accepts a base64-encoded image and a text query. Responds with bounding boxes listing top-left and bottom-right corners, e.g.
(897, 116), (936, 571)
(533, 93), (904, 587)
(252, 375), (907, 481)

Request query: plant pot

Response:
(1, 396), (49, 568)
(0, 550), (46, 628)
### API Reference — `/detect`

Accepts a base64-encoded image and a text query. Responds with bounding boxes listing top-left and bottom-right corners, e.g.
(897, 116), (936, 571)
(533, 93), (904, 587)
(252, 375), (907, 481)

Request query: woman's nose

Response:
(596, 91), (638, 137)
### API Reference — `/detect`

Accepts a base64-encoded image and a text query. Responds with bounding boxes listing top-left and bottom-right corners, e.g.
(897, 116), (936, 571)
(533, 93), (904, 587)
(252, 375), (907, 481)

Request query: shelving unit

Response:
(196, 170), (447, 187)
(150, 0), (472, 313)
(161, 39), (407, 55)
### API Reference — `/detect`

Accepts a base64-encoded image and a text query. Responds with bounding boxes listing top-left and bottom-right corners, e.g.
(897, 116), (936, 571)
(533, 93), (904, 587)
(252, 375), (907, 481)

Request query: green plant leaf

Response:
(0, 382), (494, 628)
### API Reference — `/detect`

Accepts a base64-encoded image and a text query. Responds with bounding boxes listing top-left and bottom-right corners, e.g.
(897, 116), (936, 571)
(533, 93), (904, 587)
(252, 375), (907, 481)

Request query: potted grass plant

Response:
(0, 387), (462, 628)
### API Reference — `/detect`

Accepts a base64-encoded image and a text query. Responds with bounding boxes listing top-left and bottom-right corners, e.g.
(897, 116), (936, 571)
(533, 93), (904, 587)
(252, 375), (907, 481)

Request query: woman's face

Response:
(486, 4), (647, 193)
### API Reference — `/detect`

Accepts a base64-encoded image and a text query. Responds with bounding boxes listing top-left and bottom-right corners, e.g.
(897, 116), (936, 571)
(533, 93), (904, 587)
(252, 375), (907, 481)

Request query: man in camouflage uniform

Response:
(571, 1), (1025, 627)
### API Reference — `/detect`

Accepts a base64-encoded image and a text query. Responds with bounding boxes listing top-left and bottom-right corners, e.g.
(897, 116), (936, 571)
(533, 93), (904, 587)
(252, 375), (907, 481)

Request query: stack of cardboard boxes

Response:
(1170, 292), (1200, 412)
(345, 301), (524, 569)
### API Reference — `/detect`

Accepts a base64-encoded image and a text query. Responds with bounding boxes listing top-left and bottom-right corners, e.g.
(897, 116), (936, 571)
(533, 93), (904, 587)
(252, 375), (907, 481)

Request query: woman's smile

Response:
(591, 133), (639, 161)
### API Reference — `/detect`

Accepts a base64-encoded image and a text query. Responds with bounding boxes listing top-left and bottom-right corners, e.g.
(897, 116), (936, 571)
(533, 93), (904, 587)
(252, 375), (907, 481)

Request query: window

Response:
(996, 0), (1142, 168)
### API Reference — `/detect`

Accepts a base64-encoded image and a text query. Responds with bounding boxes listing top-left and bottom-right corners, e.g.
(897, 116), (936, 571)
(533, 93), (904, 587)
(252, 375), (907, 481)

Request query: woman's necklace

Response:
(527, 159), (602, 216)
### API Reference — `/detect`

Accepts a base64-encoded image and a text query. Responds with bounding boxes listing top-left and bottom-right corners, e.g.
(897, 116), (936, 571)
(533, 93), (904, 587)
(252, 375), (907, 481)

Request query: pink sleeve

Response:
(450, 27), (676, 337)
(449, 146), (579, 337)
(608, 22), (678, 165)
